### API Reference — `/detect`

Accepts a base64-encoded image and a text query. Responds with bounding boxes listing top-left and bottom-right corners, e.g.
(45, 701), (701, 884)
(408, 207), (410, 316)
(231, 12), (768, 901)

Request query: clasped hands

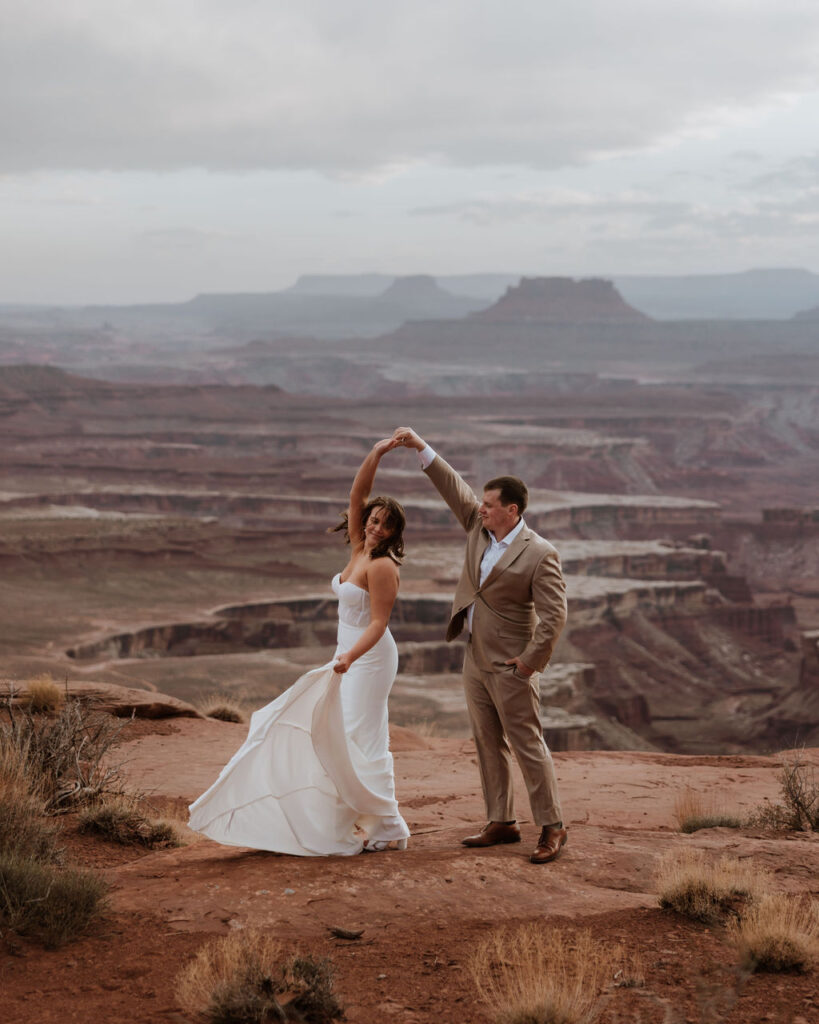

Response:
(369, 428), (424, 458)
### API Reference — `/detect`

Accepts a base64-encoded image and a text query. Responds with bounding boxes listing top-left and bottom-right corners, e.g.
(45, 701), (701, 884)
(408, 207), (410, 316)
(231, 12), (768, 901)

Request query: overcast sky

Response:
(2, 0), (819, 304)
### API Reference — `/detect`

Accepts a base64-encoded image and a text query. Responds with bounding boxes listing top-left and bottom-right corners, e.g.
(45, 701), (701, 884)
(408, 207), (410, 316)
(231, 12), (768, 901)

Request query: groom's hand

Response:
(505, 657), (534, 678)
(391, 427), (425, 451)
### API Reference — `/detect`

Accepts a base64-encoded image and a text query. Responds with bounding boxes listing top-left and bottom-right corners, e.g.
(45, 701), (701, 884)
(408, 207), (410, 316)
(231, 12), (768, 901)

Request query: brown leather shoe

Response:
(462, 821), (521, 848)
(530, 825), (568, 864)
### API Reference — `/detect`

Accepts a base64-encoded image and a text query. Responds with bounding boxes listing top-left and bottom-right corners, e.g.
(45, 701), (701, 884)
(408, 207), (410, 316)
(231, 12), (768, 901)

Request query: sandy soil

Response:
(4, 720), (817, 1024)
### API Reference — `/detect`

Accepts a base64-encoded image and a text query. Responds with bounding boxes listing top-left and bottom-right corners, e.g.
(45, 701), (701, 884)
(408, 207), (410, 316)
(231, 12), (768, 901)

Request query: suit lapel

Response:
(472, 529), (490, 586)
(479, 528), (530, 590)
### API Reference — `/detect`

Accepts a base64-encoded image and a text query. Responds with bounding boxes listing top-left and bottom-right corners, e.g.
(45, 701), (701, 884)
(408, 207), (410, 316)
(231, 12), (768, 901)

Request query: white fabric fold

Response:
(189, 661), (407, 856)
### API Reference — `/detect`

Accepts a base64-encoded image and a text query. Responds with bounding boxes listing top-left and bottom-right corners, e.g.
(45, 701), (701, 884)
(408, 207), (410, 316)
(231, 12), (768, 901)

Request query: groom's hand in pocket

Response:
(505, 656), (534, 678)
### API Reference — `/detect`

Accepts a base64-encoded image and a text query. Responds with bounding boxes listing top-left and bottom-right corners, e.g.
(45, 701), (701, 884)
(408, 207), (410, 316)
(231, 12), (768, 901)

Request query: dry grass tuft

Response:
(655, 848), (764, 924)
(78, 796), (181, 848)
(0, 692), (129, 812)
(673, 786), (744, 834)
(0, 736), (58, 851)
(751, 750), (819, 832)
(138, 794), (201, 844)
(0, 724), (110, 947)
(0, 852), (108, 948)
(176, 930), (344, 1023)
(468, 924), (615, 1024)
(730, 893), (819, 973)
(610, 944), (646, 990)
(0, 712), (110, 948)
(22, 674), (63, 714)
(197, 694), (246, 724)
(0, 754), (59, 861)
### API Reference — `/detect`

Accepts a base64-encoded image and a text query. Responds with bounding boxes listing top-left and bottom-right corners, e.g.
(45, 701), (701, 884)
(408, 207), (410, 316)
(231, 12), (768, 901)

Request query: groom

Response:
(393, 428), (569, 864)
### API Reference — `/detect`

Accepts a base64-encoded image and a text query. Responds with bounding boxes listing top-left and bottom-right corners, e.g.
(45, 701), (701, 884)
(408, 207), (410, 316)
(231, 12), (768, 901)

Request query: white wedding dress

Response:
(188, 573), (410, 856)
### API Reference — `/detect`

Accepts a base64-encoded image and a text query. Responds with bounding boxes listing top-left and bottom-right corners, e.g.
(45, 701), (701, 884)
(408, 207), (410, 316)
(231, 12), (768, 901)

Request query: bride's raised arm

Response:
(346, 437), (399, 547)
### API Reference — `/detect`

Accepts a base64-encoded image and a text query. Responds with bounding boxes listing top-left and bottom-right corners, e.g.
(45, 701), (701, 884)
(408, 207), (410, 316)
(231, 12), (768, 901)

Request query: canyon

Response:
(1, 275), (816, 755)
(2, 274), (818, 1024)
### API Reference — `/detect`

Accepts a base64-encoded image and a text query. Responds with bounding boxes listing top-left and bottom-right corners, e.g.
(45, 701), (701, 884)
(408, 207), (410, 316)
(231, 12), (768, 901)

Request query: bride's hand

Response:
(334, 652), (354, 674)
(372, 437), (400, 457)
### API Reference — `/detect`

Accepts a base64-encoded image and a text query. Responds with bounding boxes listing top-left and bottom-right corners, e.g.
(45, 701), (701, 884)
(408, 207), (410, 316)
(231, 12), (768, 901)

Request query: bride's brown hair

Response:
(330, 496), (406, 563)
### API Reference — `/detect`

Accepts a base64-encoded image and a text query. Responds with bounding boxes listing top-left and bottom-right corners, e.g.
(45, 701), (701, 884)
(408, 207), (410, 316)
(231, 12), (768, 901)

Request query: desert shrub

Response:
(730, 893), (819, 973)
(468, 924), (614, 1024)
(23, 674), (63, 713)
(198, 695), (246, 724)
(0, 775), (59, 862)
(78, 796), (181, 848)
(0, 852), (108, 948)
(140, 794), (201, 843)
(673, 786), (744, 834)
(0, 739), (61, 861)
(0, 698), (111, 948)
(0, 693), (128, 812)
(176, 930), (344, 1023)
(655, 849), (764, 924)
(751, 750), (819, 832)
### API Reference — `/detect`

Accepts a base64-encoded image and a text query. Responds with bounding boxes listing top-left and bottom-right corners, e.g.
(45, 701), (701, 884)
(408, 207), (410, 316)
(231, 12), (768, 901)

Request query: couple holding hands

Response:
(189, 428), (568, 866)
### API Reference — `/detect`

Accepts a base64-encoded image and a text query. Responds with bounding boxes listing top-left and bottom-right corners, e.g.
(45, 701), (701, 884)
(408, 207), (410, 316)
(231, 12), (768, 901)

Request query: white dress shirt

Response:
(418, 443), (525, 632)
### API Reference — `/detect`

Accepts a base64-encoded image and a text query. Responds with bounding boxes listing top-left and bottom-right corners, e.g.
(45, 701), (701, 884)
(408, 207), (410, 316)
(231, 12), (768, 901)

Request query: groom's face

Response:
(480, 489), (519, 539)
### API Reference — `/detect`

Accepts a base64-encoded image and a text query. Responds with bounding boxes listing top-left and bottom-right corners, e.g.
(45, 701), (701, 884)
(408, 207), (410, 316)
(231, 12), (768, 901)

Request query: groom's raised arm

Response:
(392, 427), (479, 533)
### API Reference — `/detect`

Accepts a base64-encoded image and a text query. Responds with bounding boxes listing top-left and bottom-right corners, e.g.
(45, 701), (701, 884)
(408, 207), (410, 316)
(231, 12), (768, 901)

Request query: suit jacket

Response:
(425, 454), (567, 674)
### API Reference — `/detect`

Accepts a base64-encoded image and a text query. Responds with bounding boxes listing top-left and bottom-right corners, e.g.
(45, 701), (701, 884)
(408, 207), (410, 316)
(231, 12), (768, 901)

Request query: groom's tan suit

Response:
(425, 454), (568, 826)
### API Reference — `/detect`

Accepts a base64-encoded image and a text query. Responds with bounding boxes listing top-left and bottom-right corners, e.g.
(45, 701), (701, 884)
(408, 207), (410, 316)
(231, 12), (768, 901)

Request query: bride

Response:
(188, 437), (410, 856)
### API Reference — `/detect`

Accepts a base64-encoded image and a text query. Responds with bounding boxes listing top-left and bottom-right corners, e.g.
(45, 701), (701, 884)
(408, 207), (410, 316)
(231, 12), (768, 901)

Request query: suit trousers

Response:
(463, 640), (562, 827)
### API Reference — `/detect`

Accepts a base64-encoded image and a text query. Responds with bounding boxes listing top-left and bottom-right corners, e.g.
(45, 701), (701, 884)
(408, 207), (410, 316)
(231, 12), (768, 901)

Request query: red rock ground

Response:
(3, 720), (818, 1024)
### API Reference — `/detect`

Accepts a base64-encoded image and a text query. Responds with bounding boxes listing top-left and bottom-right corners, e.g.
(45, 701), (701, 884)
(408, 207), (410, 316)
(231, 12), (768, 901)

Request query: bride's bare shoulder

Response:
(367, 555), (400, 586)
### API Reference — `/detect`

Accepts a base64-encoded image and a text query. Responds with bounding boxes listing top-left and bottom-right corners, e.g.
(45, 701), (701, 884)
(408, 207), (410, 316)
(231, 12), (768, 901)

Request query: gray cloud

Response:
(134, 227), (249, 249)
(411, 186), (819, 248)
(411, 194), (693, 226)
(750, 153), (819, 190)
(3, 1), (819, 175)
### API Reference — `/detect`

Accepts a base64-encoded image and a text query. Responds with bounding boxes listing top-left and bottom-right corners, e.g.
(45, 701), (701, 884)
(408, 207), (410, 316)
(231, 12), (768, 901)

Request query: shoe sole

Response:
(462, 834), (522, 847)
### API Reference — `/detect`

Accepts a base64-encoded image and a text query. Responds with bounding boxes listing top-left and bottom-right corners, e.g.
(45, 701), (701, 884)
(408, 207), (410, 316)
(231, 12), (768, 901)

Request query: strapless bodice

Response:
(332, 572), (371, 629)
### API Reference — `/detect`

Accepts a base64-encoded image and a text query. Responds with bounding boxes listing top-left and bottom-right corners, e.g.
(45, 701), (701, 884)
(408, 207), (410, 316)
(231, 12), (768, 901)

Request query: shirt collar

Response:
(488, 516), (525, 546)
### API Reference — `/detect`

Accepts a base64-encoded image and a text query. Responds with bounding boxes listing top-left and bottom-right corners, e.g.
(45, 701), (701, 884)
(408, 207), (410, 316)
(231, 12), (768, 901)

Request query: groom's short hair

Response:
(484, 475), (528, 515)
